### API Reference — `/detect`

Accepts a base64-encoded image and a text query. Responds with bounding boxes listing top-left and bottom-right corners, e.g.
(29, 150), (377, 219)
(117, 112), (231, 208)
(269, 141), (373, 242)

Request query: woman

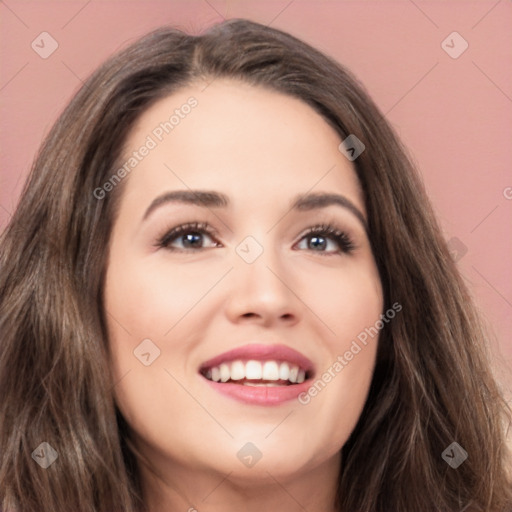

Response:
(1, 18), (511, 512)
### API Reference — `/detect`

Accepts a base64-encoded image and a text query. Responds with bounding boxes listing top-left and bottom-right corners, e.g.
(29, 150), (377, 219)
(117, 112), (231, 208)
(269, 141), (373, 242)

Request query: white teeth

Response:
(279, 362), (290, 381)
(245, 360), (262, 380)
(219, 363), (230, 383)
(289, 365), (299, 383)
(204, 359), (308, 385)
(230, 361), (245, 380)
(262, 361), (279, 381)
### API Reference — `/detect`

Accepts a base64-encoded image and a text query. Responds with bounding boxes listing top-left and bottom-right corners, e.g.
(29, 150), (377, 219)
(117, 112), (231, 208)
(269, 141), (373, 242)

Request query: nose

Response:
(224, 245), (300, 328)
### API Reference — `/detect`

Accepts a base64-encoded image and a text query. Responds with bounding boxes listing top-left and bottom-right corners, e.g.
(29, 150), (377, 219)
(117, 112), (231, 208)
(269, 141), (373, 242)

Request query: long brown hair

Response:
(1, 19), (511, 512)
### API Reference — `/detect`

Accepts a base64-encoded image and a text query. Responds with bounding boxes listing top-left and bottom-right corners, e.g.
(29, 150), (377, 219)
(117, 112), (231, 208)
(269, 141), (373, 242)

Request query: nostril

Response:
(242, 312), (258, 319)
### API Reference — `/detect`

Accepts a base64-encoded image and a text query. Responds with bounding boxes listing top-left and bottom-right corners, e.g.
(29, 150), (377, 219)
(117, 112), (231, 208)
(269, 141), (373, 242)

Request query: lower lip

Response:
(202, 377), (312, 405)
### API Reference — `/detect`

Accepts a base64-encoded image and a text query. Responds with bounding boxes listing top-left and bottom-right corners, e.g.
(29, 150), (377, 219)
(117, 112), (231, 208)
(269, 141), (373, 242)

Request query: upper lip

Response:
(199, 344), (315, 375)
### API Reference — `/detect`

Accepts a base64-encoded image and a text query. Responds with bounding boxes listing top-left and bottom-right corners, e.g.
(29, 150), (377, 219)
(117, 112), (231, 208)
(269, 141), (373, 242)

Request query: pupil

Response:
(310, 236), (326, 250)
(183, 233), (202, 248)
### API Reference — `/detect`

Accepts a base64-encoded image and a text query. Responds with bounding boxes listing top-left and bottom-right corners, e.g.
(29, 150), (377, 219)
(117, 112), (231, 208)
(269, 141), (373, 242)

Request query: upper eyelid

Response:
(160, 222), (345, 240)
(157, 222), (217, 244)
(158, 222), (355, 251)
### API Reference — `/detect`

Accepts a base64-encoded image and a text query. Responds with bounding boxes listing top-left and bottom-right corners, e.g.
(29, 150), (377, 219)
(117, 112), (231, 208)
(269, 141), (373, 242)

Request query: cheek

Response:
(103, 250), (224, 417)
(104, 251), (217, 340)
(103, 254), (200, 447)
(302, 257), (383, 341)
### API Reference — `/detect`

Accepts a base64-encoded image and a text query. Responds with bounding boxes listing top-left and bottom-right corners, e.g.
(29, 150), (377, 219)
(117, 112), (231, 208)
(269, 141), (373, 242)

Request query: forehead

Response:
(120, 78), (364, 214)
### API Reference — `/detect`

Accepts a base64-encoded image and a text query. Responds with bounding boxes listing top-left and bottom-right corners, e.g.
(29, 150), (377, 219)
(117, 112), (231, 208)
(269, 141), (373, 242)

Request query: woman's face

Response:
(104, 79), (383, 487)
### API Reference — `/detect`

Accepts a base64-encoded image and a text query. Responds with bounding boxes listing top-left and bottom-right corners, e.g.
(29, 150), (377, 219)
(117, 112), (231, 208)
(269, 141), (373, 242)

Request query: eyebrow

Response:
(142, 189), (367, 229)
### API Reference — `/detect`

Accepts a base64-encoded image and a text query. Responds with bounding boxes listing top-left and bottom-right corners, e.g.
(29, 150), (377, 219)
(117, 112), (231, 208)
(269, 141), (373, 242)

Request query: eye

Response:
(155, 221), (355, 255)
(295, 224), (355, 255)
(155, 222), (220, 251)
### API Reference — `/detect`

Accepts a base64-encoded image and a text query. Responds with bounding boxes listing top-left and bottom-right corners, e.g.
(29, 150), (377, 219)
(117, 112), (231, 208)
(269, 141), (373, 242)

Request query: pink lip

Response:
(199, 343), (314, 373)
(203, 379), (312, 405)
(199, 344), (315, 406)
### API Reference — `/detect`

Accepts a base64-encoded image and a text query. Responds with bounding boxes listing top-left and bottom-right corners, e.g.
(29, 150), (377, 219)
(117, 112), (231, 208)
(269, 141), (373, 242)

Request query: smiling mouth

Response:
(200, 360), (310, 386)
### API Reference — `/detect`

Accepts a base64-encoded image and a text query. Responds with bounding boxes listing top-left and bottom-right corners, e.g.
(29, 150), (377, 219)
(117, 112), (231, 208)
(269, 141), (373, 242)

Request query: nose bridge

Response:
(225, 231), (299, 324)
(236, 232), (285, 293)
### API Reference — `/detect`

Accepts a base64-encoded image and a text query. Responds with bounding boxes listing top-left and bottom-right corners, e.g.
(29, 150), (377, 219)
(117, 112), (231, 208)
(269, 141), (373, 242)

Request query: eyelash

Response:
(155, 221), (355, 255)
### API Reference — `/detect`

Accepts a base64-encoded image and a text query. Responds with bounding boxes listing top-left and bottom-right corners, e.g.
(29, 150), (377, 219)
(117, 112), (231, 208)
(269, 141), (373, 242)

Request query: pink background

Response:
(1, 1), (511, 390)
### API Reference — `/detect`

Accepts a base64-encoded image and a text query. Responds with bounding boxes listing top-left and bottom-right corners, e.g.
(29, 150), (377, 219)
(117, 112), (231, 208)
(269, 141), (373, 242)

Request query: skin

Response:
(104, 78), (383, 512)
